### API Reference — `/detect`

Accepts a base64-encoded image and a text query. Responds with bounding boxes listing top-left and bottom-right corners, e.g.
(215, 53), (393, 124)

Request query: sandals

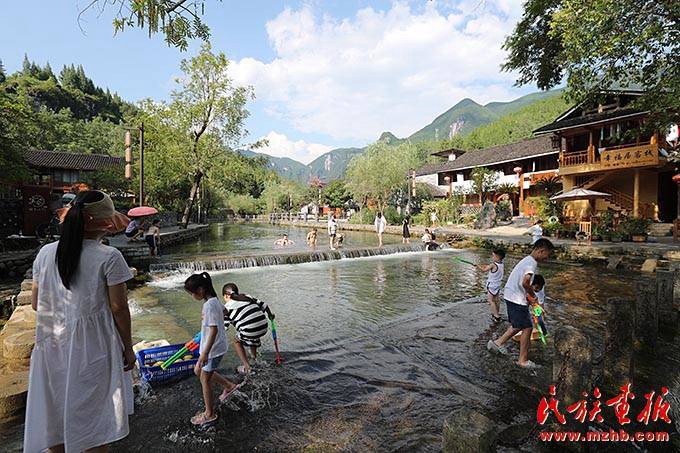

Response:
(190, 411), (217, 426)
(517, 360), (539, 369)
(218, 382), (243, 403)
(236, 365), (251, 375)
(490, 314), (502, 324)
(486, 339), (508, 355)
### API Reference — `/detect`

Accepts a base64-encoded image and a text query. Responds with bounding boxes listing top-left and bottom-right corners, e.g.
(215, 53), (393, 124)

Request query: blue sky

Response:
(1, 1), (537, 163)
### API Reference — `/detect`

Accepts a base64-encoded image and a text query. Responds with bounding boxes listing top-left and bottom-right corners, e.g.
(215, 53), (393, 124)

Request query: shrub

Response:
(350, 208), (377, 224)
(620, 217), (650, 236)
(495, 200), (512, 221)
(524, 195), (560, 221)
(383, 206), (403, 225)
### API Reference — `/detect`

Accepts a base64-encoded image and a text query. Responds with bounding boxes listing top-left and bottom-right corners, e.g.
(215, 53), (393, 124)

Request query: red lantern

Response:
(672, 173), (680, 185)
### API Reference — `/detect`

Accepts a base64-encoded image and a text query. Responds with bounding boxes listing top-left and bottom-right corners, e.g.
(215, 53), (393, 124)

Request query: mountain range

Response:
(247, 89), (563, 183)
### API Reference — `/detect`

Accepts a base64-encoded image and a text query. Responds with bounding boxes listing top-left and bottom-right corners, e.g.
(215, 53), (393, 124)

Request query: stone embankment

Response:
(0, 251), (36, 280)
(0, 278), (34, 425)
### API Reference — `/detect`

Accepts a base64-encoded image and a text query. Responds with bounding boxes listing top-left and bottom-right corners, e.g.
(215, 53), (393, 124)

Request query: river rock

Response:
(656, 269), (676, 323)
(15, 290), (32, 306)
(553, 326), (591, 406)
(20, 279), (33, 291)
(603, 299), (635, 392)
(3, 330), (35, 360)
(442, 408), (497, 453)
(634, 281), (658, 351)
(473, 202), (497, 230)
(0, 369), (29, 423)
(641, 259), (658, 273)
(5, 305), (36, 329)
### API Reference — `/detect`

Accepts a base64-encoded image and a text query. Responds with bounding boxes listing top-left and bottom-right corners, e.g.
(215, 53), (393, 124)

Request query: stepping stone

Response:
(0, 369), (29, 424)
(15, 290), (32, 306)
(641, 259), (658, 273)
(443, 408), (498, 452)
(607, 256), (623, 270)
(20, 279), (33, 291)
(2, 330), (35, 360)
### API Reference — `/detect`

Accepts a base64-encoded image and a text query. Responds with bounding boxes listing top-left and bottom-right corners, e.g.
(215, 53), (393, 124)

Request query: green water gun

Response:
(160, 332), (201, 370)
(530, 303), (547, 345)
(452, 256), (476, 266)
(270, 318), (282, 365)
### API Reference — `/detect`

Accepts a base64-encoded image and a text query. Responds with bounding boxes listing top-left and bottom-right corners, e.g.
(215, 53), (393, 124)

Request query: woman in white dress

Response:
(374, 212), (386, 247)
(24, 190), (135, 453)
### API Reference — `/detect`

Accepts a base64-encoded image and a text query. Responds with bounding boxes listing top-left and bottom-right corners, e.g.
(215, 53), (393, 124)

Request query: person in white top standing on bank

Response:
(487, 238), (554, 368)
(374, 212), (387, 247)
(24, 190), (135, 453)
(527, 219), (543, 244)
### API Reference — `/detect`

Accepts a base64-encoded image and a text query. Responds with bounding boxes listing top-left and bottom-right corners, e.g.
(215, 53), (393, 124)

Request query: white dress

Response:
(24, 240), (134, 453)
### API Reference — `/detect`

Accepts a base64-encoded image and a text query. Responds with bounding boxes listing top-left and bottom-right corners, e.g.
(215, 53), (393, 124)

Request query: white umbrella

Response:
(550, 188), (611, 202)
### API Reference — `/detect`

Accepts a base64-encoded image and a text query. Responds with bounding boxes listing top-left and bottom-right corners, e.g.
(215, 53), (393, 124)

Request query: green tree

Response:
(170, 43), (253, 227)
(225, 193), (259, 216)
(470, 167), (499, 203)
(502, 0), (679, 147)
(0, 90), (34, 182)
(82, 0), (214, 51)
(321, 180), (351, 208)
(345, 142), (418, 213)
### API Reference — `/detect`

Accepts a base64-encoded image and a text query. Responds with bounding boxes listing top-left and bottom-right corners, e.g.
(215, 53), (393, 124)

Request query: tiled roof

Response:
(24, 150), (124, 171)
(533, 108), (646, 134)
(415, 136), (555, 176)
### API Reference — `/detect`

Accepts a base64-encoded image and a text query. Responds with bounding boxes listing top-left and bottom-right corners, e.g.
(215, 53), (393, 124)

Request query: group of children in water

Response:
(182, 272), (276, 426)
(180, 236), (555, 425)
(480, 238), (555, 368)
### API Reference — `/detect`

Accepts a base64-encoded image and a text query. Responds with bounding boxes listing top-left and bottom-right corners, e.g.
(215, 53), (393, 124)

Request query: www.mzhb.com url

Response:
(539, 430), (670, 442)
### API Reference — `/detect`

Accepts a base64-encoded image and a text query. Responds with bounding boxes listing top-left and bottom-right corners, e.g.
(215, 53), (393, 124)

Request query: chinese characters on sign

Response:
(537, 383), (672, 426)
(600, 145), (659, 170)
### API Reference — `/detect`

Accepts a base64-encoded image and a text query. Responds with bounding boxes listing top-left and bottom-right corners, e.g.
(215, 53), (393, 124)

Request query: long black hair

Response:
(222, 282), (257, 303)
(56, 190), (104, 289)
(184, 272), (218, 298)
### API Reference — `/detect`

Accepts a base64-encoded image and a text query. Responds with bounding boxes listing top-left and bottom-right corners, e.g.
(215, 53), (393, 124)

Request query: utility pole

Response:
(139, 123), (145, 206)
(124, 124), (145, 206)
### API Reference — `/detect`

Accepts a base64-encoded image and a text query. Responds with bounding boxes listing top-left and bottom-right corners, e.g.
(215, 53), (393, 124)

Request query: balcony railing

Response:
(559, 141), (661, 175)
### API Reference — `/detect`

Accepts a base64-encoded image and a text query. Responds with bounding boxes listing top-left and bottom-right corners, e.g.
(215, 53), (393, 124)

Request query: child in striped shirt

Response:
(222, 283), (276, 374)
(477, 248), (505, 324)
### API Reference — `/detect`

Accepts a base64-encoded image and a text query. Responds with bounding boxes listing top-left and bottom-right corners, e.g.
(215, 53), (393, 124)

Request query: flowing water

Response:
(114, 242), (675, 452)
(3, 225), (678, 452)
(166, 223), (399, 258)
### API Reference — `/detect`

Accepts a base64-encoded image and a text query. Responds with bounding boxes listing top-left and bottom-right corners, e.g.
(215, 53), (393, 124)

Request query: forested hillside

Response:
(438, 94), (569, 151)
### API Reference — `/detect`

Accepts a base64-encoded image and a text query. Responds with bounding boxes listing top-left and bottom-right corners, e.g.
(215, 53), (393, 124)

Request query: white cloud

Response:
(231, 1), (525, 143)
(257, 131), (333, 164)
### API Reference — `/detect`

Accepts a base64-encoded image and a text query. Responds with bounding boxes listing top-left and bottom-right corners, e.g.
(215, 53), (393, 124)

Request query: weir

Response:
(149, 243), (427, 272)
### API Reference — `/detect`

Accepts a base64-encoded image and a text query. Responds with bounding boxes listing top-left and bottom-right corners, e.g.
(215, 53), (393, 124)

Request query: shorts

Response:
(125, 228), (139, 238)
(486, 283), (501, 296)
(145, 235), (156, 251)
(329, 233), (336, 238)
(202, 355), (223, 372)
(235, 331), (262, 348)
(506, 300), (532, 330)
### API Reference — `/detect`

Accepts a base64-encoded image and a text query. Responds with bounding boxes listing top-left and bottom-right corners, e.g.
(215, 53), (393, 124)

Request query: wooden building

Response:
(533, 91), (676, 222)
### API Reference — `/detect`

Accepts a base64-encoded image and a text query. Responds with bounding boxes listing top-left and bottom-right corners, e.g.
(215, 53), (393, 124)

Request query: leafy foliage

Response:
(470, 167), (499, 202)
(345, 142), (419, 213)
(503, 0), (679, 147)
(83, 0), (214, 51)
(322, 180), (351, 208)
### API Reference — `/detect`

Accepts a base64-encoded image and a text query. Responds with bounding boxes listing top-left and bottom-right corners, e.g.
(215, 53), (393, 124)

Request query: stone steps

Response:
(649, 223), (673, 237)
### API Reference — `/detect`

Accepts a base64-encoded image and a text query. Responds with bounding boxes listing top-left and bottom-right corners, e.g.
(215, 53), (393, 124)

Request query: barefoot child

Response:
(222, 283), (276, 374)
(487, 238), (554, 368)
(185, 273), (241, 426)
(477, 248), (505, 324)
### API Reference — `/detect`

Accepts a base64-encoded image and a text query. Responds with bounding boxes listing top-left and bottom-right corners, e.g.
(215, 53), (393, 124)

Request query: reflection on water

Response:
(167, 223), (398, 257)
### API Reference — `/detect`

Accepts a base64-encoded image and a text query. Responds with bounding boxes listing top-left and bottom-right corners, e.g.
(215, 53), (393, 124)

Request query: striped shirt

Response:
(223, 295), (269, 340)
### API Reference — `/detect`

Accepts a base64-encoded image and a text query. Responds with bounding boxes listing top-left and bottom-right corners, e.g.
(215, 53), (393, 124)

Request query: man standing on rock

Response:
(487, 238), (554, 368)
